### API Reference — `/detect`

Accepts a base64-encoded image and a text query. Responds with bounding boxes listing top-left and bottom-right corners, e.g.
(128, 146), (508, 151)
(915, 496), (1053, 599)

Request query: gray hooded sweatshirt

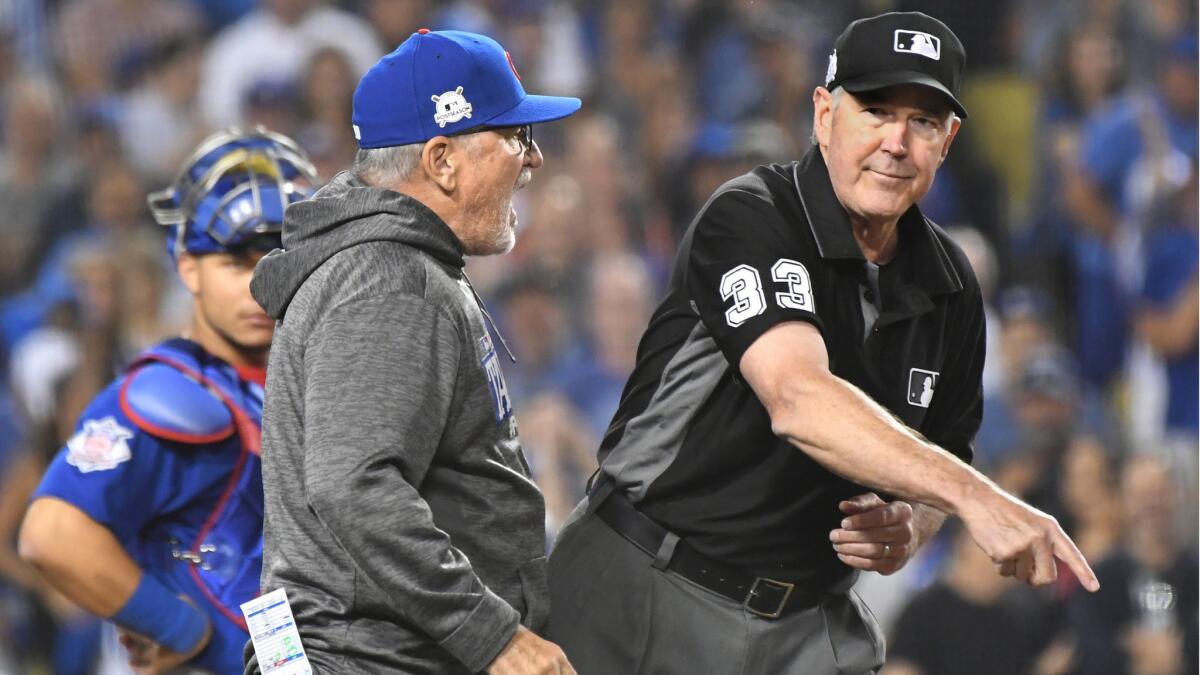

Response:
(247, 172), (546, 674)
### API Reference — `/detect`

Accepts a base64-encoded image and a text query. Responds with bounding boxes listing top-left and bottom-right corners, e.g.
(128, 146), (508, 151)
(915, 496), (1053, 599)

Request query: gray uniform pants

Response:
(547, 501), (885, 675)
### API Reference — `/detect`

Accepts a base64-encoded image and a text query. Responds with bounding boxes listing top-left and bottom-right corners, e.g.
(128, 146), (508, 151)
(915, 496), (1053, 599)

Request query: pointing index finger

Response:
(1052, 530), (1100, 592)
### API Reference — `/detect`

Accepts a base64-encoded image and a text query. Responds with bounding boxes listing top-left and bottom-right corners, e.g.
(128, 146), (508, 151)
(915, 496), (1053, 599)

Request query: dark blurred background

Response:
(0, 1), (1194, 673)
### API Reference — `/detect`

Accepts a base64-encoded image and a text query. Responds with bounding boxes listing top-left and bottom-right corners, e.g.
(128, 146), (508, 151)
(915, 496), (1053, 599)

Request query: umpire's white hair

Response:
(811, 86), (846, 145)
(811, 86), (958, 145)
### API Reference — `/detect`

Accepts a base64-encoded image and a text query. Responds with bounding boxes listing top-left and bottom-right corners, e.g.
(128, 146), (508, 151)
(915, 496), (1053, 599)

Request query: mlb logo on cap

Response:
(894, 30), (941, 60)
(352, 29), (581, 149)
(823, 12), (968, 118)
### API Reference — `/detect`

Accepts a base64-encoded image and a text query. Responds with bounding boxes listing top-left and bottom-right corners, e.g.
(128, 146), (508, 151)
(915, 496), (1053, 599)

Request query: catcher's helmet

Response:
(147, 127), (319, 258)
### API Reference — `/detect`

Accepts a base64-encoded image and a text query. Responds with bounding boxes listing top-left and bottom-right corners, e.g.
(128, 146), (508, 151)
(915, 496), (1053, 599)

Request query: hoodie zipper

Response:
(461, 270), (517, 364)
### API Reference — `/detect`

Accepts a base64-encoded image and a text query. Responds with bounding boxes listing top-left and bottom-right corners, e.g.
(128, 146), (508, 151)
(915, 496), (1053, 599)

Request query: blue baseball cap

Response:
(352, 29), (582, 149)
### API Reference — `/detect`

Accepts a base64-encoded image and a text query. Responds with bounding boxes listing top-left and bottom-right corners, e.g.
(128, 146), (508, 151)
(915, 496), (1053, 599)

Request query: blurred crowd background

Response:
(0, 0), (1194, 673)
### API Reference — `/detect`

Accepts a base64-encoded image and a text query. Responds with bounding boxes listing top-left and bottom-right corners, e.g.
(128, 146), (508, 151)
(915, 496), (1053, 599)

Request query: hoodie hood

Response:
(251, 171), (464, 319)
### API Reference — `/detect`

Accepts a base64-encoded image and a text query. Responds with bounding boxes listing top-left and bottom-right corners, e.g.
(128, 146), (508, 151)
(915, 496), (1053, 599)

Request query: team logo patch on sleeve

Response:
(66, 417), (134, 473)
(907, 368), (939, 408)
(479, 335), (513, 424)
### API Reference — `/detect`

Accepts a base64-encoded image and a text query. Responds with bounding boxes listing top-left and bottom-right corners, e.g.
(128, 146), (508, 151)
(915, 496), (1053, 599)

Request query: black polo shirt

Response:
(595, 146), (985, 590)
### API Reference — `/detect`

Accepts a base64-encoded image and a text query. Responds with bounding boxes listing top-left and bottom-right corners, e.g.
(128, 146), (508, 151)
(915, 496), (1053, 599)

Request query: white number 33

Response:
(719, 259), (814, 327)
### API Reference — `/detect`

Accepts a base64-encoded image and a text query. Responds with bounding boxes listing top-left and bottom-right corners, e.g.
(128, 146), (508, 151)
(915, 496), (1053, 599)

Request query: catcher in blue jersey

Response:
(18, 128), (317, 674)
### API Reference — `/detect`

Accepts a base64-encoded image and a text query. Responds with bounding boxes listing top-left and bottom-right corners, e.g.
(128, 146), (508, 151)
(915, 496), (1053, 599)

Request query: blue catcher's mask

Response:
(147, 127), (319, 259)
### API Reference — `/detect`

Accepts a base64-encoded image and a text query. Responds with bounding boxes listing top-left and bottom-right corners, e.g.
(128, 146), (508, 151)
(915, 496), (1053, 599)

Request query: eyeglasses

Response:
(447, 124), (534, 154)
(513, 124), (533, 153)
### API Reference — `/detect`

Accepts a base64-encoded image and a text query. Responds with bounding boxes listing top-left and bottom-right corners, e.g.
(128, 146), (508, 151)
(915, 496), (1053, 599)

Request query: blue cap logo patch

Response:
(432, 86), (474, 128)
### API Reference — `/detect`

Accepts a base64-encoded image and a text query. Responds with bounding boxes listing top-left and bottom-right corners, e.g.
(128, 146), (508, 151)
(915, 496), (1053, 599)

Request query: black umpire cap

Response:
(824, 11), (969, 119)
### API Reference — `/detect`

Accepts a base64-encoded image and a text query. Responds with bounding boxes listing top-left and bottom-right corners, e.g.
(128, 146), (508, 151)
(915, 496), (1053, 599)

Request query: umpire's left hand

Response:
(829, 493), (915, 575)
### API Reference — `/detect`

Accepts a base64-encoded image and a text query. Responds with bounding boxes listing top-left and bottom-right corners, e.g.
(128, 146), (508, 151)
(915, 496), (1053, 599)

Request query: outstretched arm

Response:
(741, 321), (1098, 591)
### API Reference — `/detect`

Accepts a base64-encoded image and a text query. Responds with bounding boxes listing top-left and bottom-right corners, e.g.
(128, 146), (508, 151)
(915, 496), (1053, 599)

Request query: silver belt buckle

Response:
(744, 577), (795, 619)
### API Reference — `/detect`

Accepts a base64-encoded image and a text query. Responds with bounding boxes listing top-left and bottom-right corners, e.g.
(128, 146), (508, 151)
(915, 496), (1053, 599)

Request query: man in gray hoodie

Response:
(246, 29), (581, 674)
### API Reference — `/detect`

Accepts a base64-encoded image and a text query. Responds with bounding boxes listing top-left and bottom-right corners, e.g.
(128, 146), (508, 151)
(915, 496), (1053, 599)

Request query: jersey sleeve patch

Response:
(65, 417), (134, 473)
(687, 188), (825, 366)
(120, 362), (235, 444)
(719, 264), (768, 327)
(718, 258), (816, 327)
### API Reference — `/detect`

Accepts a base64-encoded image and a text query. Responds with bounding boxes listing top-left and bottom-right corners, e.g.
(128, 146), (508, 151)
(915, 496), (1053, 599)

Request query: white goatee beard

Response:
(493, 222), (516, 254)
(465, 197), (516, 256)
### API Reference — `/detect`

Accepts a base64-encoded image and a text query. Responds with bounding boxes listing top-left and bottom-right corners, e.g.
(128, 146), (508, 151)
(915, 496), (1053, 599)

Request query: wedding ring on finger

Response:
(882, 543), (891, 559)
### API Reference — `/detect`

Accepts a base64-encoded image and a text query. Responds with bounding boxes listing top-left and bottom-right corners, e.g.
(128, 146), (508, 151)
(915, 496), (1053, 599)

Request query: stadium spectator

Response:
(32, 161), (151, 322)
(117, 37), (207, 179)
(1024, 26), (1125, 314)
(554, 253), (654, 440)
(883, 524), (1071, 675)
(945, 227), (1001, 397)
(1066, 454), (1199, 675)
(199, 0), (381, 128)
(1135, 165), (1198, 435)
(495, 270), (573, 404)
(52, 0), (202, 100)
(518, 392), (598, 535)
(0, 77), (72, 296)
(364, 0), (433, 51)
(666, 120), (797, 242)
(565, 113), (633, 256)
(991, 345), (1082, 528)
(973, 287), (1055, 464)
(1062, 34), (1198, 388)
(295, 47), (357, 180)
(1058, 435), (1123, 563)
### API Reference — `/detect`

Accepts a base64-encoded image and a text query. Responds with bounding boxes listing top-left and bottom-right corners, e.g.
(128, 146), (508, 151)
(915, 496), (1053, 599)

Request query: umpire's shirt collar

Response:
(792, 145), (962, 298)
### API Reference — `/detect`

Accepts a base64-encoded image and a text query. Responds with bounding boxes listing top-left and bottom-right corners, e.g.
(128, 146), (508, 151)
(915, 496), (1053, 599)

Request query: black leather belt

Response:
(589, 482), (836, 619)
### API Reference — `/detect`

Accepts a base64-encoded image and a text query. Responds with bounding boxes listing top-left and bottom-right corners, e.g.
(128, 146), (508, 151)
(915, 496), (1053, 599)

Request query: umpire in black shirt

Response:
(546, 11), (1099, 674)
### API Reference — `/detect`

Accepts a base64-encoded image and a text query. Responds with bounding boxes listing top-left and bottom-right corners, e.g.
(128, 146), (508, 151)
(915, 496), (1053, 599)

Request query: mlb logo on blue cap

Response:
(352, 29), (581, 149)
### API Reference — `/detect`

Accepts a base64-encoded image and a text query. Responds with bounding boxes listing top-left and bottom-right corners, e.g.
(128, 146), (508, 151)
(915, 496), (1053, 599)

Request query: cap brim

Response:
(840, 70), (968, 119)
(486, 93), (582, 127)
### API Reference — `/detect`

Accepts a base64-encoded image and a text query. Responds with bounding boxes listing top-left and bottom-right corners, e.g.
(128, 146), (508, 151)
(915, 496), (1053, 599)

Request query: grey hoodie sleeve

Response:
(301, 292), (519, 672)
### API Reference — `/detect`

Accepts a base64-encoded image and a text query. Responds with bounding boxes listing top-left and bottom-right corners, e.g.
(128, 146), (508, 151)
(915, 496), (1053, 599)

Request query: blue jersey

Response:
(33, 338), (265, 674)
(1142, 226), (1200, 432)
